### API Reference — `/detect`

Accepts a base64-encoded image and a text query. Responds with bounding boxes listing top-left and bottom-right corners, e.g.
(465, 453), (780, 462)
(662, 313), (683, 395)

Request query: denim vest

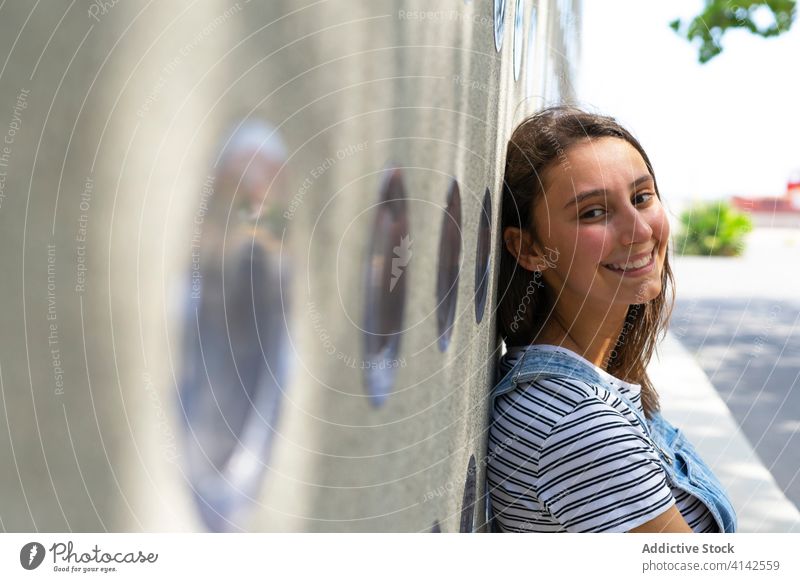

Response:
(484, 346), (737, 533)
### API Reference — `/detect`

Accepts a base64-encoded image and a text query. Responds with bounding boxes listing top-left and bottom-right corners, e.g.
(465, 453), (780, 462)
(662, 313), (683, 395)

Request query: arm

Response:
(628, 505), (693, 533)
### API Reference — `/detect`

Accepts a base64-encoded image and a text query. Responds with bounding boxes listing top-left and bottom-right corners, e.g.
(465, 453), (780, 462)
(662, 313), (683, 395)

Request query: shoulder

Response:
(539, 392), (653, 466)
(490, 376), (633, 460)
(491, 375), (655, 476)
(493, 375), (614, 428)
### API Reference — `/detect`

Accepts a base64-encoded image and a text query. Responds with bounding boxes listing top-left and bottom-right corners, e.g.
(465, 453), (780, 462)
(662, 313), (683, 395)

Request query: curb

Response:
(649, 332), (800, 533)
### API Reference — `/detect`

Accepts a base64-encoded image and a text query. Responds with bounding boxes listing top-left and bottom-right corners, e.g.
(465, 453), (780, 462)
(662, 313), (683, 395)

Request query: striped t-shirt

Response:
(487, 345), (718, 533)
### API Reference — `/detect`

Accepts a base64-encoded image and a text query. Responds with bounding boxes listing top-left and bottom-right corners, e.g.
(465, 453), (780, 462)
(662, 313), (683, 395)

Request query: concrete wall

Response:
(0, 0), (580, 532)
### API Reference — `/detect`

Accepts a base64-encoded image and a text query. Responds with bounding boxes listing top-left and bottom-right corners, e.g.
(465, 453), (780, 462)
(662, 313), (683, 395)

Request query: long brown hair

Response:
(498, 105), (675, 418)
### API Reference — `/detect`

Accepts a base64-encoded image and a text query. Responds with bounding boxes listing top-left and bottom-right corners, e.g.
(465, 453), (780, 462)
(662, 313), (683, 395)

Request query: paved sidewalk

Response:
(649, 332), (800, 532)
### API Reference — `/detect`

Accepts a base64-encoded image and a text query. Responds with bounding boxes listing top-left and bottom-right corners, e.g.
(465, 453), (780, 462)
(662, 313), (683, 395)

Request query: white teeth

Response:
(607, 250), (653, 271)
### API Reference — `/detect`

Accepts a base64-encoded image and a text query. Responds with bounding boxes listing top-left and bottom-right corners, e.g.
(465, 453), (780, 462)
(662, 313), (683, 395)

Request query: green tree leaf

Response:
(671, 0), (796, 63)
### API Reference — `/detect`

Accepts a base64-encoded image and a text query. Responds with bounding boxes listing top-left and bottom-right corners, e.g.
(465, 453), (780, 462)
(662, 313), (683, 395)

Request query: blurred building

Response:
(731, 170), (800, 227)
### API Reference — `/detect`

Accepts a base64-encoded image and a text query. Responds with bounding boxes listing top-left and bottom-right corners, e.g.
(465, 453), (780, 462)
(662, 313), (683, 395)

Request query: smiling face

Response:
(521, 136), (670, 314)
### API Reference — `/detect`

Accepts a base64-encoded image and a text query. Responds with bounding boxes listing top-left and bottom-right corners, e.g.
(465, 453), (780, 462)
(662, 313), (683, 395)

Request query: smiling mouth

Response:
(602, 248), (656, 275)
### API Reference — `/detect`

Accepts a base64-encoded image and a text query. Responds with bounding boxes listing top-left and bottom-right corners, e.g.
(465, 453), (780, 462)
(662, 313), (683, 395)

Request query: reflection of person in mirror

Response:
(207, 120), (292, 384)
(179, 120), (292, 478)
(216, 120), (290, 252)
(487, 106), (736, 533)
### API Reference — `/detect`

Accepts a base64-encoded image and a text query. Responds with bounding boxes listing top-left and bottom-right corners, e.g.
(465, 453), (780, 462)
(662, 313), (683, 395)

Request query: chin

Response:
(633, 280), (662, 304)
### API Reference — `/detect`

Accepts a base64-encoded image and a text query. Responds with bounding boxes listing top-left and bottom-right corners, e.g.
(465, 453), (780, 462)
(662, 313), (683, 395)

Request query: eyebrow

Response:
(563, 174), (654, 209)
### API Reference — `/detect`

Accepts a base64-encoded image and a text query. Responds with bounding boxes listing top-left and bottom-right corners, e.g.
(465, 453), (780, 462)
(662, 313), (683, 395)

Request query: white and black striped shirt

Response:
(488, 345), (718, 533)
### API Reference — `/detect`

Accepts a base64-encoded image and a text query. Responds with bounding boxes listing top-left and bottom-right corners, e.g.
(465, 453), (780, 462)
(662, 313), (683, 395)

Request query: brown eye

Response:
(634, 193), (655, 205)
(580, 208), (604, 220)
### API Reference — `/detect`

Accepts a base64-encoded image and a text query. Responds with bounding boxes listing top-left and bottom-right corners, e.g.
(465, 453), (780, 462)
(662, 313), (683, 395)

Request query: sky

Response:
(577, 0), (800, 209)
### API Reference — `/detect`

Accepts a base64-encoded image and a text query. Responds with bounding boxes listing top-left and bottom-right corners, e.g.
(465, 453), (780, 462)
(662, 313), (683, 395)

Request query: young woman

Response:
(486, 106), (737, 533)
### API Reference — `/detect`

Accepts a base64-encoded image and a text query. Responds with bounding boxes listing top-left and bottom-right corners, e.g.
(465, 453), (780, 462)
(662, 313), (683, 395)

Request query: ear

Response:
(503, 227), (551, 272)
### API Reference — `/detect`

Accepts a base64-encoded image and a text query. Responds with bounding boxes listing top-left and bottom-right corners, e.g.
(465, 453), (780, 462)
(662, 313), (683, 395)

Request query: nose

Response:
(618, 204), (653, 247)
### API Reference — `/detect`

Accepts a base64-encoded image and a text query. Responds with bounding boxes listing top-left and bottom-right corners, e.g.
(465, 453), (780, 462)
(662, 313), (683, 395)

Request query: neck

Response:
(533, 301), (630, 368)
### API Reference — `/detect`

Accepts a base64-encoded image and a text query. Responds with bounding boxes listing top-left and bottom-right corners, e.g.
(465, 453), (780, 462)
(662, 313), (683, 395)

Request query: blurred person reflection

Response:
(178, 120), (292, 531)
